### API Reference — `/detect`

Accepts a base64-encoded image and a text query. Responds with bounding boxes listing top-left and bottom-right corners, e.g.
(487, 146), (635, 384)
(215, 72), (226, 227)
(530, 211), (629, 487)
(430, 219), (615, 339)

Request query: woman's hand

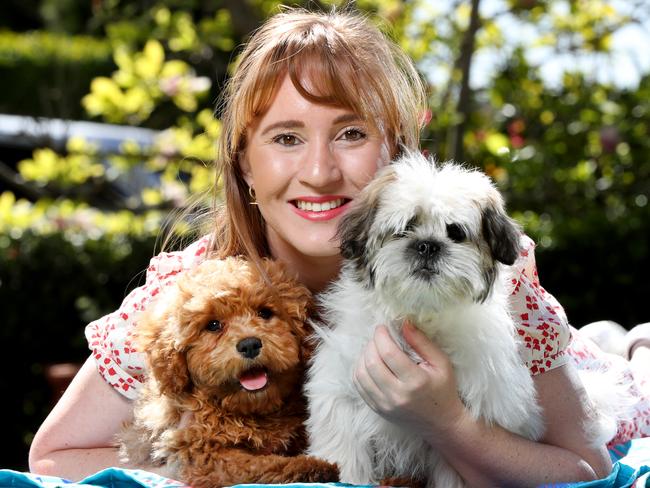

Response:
(353, 321), (467, 434)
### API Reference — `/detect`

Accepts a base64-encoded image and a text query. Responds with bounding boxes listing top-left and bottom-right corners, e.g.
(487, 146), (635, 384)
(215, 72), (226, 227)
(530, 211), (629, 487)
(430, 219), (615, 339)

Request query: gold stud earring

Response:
(248, 186), (258, 205)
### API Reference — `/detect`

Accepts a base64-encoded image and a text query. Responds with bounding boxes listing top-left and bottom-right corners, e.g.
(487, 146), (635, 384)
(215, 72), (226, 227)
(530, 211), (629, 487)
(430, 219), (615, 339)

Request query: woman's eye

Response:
(340, 128), (366, 142)
(272, 134), (300, 146)
(258, 307), (274, 320)
(446, 223), (466, 243)
(205, 319), (222, 332)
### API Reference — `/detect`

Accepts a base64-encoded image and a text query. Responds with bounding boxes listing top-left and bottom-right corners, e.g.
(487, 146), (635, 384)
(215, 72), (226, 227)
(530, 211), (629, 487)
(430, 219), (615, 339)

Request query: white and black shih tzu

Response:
(304, 152), (623, 487)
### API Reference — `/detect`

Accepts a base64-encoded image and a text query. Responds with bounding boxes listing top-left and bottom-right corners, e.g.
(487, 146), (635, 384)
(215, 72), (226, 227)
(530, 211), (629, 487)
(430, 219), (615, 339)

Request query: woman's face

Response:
(241, 75), (391, 260)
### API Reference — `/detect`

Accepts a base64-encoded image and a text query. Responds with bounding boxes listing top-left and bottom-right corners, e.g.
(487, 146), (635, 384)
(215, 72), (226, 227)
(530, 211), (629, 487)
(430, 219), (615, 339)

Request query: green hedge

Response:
(534, 221), (649, 330)
(0, 30), (114, 119)
(0, 231), (156, 471)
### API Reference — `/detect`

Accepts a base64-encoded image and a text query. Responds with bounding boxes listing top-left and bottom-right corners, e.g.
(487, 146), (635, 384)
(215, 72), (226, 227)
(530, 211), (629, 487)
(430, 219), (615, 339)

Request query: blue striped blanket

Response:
(2, 438), (649, 488)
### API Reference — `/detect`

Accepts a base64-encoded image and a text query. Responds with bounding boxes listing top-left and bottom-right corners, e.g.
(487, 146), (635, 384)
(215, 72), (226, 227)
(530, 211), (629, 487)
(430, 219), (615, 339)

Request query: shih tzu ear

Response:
(481, 203), (521, 266)
(338, 204), (377, 263)
(338, 167), (397, 262)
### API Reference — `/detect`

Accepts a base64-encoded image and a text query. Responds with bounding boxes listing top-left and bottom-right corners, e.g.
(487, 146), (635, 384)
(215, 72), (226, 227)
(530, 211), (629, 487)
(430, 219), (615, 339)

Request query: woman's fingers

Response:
(372, 325), (418, 380)
(402, 320), (450, 372)
(354, 347), (388, 412)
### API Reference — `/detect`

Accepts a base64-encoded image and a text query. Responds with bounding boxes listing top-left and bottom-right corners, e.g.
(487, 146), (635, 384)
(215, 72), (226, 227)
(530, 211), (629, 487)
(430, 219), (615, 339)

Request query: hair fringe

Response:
(162, 8), (427, 286)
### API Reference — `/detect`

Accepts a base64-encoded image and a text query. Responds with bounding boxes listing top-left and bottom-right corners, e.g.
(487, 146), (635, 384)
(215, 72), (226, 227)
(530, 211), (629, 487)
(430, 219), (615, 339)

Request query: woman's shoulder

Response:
(146, 235), (212, 278)
(507, 235), (572, 375)
(84, 235), (212, 398)
(115, 235), (212, 315)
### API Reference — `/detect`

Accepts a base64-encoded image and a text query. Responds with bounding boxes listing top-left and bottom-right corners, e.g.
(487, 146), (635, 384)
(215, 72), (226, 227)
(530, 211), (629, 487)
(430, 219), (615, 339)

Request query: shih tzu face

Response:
(338, 152), (521, 314)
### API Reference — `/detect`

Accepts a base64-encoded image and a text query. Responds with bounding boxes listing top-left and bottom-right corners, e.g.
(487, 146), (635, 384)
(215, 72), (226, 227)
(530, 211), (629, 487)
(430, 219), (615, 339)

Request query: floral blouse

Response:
(85, 236), (212, 398)
(84, 234), (650, 445)
(85, 234), (570, 398)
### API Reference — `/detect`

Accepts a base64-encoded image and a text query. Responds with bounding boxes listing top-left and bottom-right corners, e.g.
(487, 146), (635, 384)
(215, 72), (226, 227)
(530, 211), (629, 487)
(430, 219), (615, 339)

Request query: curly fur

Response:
(117, 257), (339, 487)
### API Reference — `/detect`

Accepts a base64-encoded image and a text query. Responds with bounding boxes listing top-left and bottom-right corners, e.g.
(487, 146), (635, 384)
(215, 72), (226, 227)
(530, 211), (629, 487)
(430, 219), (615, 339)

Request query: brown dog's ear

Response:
(136, 294), (191, 397)
(264, 259), (315, 365)
(299, 327), (318, 366)
(482, 203), (521, 266)
(277, 281), (312, 339)
(263, 259), (312, 328)
(286, 285), (311, 324)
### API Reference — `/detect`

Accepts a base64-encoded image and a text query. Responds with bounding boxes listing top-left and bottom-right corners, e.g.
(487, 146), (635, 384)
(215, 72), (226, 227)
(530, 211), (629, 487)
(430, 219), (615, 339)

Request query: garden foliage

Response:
(0, 0), (648, 471)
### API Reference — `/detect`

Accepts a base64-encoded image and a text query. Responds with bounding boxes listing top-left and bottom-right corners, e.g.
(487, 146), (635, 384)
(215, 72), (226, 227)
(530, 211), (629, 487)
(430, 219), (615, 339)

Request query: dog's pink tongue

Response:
(239, 369), (268, 391)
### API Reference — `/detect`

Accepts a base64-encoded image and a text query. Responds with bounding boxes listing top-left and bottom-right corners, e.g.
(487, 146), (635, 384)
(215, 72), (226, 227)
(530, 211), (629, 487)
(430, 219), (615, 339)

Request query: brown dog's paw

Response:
(303, 458), (340, 483)
(282, 455), (339, 483)
(379, 476), (427, 488)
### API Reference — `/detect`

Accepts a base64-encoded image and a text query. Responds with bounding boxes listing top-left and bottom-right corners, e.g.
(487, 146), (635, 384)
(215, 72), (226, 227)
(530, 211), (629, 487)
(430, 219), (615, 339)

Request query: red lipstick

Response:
(289, 196), (351, 222)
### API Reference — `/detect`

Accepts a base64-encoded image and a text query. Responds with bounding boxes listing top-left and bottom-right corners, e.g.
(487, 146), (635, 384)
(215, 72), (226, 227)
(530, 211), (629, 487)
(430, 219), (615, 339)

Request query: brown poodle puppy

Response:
(117, 256), (339, 487)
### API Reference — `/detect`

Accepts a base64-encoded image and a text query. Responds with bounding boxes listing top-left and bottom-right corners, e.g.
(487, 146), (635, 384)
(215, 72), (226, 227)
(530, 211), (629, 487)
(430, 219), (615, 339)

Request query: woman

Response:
(29, 8), (650, 487)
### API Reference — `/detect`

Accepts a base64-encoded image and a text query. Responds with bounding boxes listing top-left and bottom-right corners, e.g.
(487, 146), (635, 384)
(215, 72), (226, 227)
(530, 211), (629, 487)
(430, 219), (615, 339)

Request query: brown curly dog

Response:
(117, 256), (339, 487)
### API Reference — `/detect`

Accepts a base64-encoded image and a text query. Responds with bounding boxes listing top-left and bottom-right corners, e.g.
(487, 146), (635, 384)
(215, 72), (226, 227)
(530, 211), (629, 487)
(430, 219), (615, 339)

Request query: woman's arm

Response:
(29, 355), (136, 480)
(30, 240), (208, 480)
(354, 323), (612, 488)
(428, 365), (611, 487)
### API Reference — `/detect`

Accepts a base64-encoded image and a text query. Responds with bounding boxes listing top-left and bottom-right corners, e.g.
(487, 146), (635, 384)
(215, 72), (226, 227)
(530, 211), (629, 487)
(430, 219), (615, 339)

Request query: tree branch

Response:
(448, 0), (482, 162)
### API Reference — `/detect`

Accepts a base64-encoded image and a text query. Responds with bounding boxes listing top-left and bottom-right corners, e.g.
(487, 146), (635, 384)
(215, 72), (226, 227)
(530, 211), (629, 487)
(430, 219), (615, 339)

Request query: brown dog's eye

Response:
(206, 319), (222, 332)
(258, 307), (273, 320)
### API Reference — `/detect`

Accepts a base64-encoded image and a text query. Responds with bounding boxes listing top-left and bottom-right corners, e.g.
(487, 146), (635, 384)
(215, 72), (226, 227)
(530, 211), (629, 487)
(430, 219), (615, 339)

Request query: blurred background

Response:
(1, 0), (648, 472)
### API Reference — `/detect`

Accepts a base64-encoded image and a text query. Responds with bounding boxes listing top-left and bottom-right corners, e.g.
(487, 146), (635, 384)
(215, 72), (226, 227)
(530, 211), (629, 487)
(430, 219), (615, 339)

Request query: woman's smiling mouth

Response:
(294, 198), (346, 212)
(290, 196), (351, 221)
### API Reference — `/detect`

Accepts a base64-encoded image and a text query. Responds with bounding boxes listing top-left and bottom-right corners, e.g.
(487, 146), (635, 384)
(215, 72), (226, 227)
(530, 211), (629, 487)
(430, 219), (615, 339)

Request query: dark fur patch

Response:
(481, 205), (521, 265)
(337, 202), (378, 287)
(476, 263), (497, 303)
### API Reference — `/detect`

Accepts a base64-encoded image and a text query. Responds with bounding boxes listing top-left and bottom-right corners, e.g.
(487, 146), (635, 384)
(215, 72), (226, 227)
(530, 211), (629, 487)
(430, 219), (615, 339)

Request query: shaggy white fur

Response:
(305, 153), (547, 487)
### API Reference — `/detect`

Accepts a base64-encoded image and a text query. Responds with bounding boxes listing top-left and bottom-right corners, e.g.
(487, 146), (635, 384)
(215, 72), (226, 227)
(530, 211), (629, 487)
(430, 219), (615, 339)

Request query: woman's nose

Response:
(297, 140), (343, 188)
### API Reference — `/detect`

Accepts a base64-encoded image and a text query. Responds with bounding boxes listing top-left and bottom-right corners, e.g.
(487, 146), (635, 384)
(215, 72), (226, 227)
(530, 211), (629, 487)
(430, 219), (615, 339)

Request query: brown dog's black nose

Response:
(237, 337), (263, 359)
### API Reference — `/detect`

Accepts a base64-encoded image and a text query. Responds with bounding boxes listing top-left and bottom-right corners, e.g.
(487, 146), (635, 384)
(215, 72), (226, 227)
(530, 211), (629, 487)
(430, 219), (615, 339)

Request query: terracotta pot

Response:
(44, 362), (82, 403)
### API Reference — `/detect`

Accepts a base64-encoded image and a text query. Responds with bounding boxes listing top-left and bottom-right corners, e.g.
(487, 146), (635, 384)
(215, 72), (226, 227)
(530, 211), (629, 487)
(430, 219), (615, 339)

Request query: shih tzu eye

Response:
(258, 307), (274, 320)
(394, 216), (418, 238)
(446, 223), (466, 243)
(205, 319), (223, 332)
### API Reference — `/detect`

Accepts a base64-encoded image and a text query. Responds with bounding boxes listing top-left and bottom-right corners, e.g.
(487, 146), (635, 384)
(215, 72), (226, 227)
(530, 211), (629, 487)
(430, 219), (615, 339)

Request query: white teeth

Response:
(296, 198), (344, 212)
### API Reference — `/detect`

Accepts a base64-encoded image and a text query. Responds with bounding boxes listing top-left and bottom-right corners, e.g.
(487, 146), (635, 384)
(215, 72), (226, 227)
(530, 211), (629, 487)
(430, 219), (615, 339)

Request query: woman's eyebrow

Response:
(260, 114), (362, 136)
(333, 113), (362, 125)
(261, 120), (304, 135)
